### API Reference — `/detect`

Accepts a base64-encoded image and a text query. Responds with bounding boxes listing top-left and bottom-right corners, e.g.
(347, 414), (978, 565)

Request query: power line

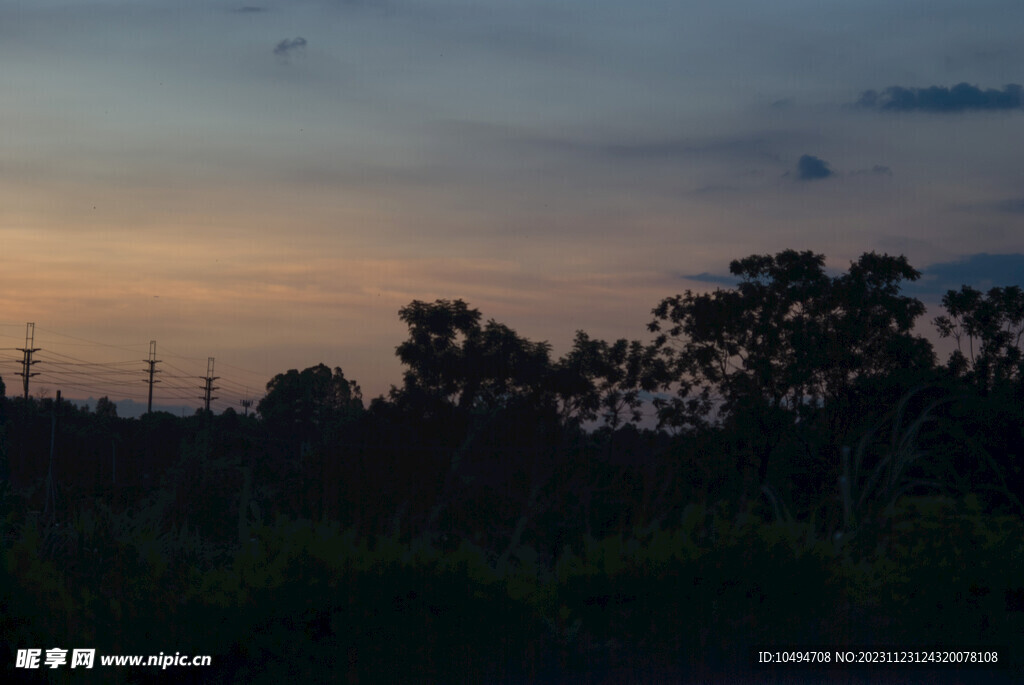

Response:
(33, 326), (149, 353)
(35, 355), (141, 368)
(0, 324), (277, 413)
(34, 378), (151, 402)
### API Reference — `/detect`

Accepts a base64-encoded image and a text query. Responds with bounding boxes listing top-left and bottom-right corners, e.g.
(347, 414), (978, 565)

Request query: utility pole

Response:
(239, 398), (253, 417)
(199, 357), (219, 413)
(16, 322), (40, 401)
(143, 340), (161, 414)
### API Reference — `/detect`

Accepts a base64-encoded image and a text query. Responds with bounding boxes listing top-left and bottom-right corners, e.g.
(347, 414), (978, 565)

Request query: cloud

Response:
(857, 83), (1024, 112)
(993, 198), (1024, 213)
(599, 136), (773, 162)
(851, 164), (892, 176)
(692, 184), (742, 195)
(796, 154), (833, 180)
(273, 37), (307, 61)
(954, 197), (1024, 214)
(684, 254), (1024, 299)
(679, 271), (741, 287)
(906, 253), (1024, 297)
(233, 6), (266, 12)
(503, 128), (812, 166)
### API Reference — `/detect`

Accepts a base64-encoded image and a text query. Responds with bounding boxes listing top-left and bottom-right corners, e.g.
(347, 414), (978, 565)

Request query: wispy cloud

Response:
(503, 129), (806, 167)
(993, 198), (1024, 213)
(851, 164), (892, 176)
(682, 253), (1024, 299)
(599, 136), (775, 162)
(908, 253), (1024, 296)
(857, 83), (1024, 112)
(679, 272), (741, 287)
(953, 197), (1024, 214)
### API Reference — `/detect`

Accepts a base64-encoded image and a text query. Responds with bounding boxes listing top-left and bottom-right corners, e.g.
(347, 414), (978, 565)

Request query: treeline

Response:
(2, 248), (1023, 681)
(7, 249), (1021, 534)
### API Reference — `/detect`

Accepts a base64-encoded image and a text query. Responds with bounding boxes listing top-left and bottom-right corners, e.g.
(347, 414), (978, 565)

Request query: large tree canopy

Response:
(551, 331), (662, 428)
(394, 299), (659, 429)
(258, 364), (363, 446)
(394, 299), (552, 413)
(648, 249), (935, 482)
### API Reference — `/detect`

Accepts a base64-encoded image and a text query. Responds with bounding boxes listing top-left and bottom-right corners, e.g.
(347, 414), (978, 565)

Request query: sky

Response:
(1, 0), (1023, 411)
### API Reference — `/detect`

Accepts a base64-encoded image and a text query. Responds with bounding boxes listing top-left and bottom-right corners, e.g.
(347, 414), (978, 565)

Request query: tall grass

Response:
(835, 386), (951, 548)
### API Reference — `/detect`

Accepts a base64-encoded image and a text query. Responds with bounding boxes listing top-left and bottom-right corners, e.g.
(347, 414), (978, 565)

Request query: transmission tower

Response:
(239, 398), (253, 417)
(143, 340), (161, 414)
(199, 357), (219, 413)
(16, 322), (40, 401)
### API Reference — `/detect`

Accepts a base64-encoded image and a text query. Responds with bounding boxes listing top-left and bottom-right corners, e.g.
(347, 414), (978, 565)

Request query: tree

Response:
(395, 299), (482, 408)
(258, 364), (363, 451)
(393, 298), (669, 430)
(391, 300), (568, 543)
(95, 396), (118, 419)
(394, 299), (553, 413)
(648, 249), (934, 486)
(931, 285), (1024, 497)
(551, 331), (663, 428)
(0, 375), (6, 484)
(934, 285), (1024, 394)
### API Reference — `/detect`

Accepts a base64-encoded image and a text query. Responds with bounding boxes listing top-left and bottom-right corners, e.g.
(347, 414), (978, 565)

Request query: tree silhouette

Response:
(258, 364), (363, 454)
(934, 284), (1024, 394)
(95, 395), (118, 418)
(551, 331), (662, 428)
(394, 299), (552, 413)
(648, 249), (934, 487)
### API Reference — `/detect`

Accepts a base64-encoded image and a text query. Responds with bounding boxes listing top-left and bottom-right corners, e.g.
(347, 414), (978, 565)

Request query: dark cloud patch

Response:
(274, 37), (307, 61)
(796, 154), (833, 181)
(233, 6), (266, 12)
(679, 272), (741, 287)
(857, 83), (1023, 112)
(906, 253), (1024, 297)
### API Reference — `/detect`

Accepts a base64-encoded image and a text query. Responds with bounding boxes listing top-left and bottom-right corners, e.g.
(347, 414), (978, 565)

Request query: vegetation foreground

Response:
(2, 249), (1023, 682)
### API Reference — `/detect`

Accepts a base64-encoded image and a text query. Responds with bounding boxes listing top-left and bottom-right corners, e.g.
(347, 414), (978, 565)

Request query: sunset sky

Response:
(1, 0), (1023, 411)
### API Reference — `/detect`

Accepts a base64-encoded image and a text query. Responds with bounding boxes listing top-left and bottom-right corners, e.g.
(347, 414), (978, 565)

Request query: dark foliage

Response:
(2, 248), (1023, 681)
